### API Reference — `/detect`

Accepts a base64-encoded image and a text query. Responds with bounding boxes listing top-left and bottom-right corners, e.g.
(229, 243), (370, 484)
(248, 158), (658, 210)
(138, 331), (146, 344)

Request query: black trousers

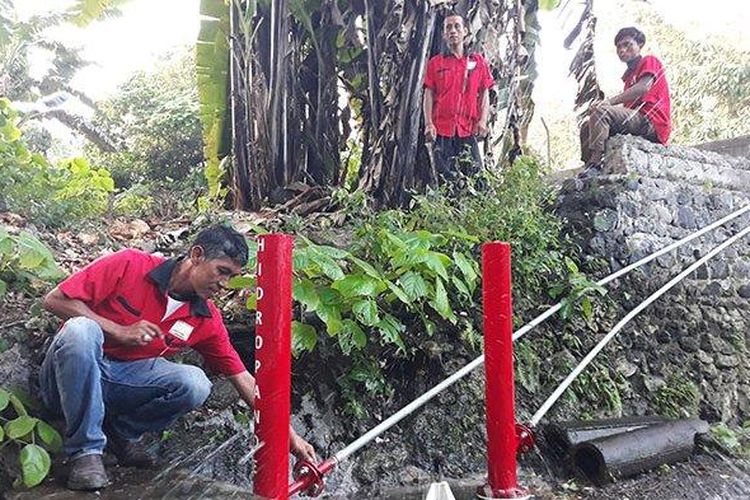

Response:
(433, 135), (482, 181)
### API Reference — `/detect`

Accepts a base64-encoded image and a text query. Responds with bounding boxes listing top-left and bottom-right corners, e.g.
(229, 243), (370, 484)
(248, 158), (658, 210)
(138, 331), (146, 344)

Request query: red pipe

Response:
(253, 234), (294, 500)
(481, 242), (524, 498)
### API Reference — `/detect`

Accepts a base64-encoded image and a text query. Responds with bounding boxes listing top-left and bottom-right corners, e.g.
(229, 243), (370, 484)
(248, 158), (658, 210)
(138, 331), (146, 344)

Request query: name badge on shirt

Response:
(169, 321), (194, 341)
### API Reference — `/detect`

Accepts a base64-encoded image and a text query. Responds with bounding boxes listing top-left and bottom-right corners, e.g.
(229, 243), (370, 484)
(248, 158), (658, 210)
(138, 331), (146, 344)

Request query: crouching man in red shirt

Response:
(580, 26), (671, 172)
(40, 225), (316, 490)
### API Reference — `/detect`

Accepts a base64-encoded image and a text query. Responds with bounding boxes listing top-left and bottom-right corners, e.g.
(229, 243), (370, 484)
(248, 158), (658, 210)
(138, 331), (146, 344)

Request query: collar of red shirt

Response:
(440, 47), (476, 58)
(147, 256), (212, 318)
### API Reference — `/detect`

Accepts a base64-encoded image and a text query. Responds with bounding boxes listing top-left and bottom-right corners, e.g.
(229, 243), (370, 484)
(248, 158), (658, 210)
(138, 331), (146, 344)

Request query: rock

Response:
(678, 335), (700, 353)
(738, 284), (750, 298)
(397, 465), (430, 485)
(593, 209), (618, 232)
(615, 357), (638, 378)
(642, 374), (666, 393)
(702, 282), (723, 296)
(676, 207), (698, 229)
(656, 330), (672, 344)
(109, 219), (151, 240)
(709, 261), (729, 279)
(0, 346), (34, 394)
(702, 363), (719, 380)
(716, 354), (740, 369)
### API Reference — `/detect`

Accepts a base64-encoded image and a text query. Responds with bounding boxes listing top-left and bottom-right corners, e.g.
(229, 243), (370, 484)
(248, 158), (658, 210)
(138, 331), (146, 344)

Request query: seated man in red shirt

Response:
(423, 11), (494, 182)
(580, 26), (671, 172)
(40, 225), (315, 490)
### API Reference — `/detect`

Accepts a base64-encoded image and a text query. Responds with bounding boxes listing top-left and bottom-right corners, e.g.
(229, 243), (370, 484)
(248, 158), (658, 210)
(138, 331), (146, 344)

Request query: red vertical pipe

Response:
(482, 242), (519, 496)
(253, 234), (293, 500)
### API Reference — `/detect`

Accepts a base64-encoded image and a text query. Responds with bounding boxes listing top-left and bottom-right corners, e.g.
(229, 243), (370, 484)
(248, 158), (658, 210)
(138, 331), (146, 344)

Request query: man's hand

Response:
(112, 320), (163, 346)
(425, 122), (437, 142)
(474, 120), (489, 137)
(290, 430), (317, 464)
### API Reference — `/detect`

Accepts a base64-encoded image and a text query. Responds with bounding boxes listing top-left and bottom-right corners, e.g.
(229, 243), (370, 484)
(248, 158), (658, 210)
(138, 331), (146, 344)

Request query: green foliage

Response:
(241, 223), (481, 417)
(709, 423), (750, 458)
(548, 257), (607, 324)
(88, 49), (204, 188)
(514, 340), (541, 394)
(570, 363), (624, 415)
(538, 0), (561, 10)
(66, 0), (130, 27)
(0, 228), (64, 297)
(0, 388), (62, 488)
(653, 375), (700, 418)
(196, 0), (231, 200)
(112, 184), (153, 216)
(245, 230), (479, 358)
(241, 155), (584, 416)
(408, 156), (569, 302)
(0, 98), (115, 226)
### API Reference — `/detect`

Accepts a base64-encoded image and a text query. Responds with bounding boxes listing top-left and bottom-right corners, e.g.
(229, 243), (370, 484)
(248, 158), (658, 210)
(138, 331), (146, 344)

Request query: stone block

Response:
(716, 354), (740, 368)
(679, 335), (700, 353)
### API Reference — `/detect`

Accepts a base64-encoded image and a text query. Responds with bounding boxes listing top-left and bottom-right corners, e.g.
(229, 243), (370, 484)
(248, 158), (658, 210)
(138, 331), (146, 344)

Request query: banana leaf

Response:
(196, 0), (231, 197)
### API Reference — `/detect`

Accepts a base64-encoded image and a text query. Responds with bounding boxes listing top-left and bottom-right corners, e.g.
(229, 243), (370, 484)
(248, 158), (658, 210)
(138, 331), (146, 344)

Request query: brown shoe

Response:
(67, 454), (109, 491)
(105, 428), (157, 469)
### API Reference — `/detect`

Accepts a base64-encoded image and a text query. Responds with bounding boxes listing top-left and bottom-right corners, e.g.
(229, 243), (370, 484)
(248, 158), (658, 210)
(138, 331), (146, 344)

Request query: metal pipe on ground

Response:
(543, 416), (668, 456)
(572, 419), (709, 485)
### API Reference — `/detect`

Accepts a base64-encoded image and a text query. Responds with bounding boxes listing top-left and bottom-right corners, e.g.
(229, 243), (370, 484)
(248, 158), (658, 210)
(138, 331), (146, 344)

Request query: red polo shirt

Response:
(57, 249), (246, 376)
(622, 55), (671, 144)
(424, 52), (494, 138)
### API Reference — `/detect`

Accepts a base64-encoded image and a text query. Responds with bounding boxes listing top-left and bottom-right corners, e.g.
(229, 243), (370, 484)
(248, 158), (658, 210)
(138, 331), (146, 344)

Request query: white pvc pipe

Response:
(529, 223), (750, 427)
(334, 354), (485, 462)
(513, 203), (750, 342)
(332, 204), (750, 462)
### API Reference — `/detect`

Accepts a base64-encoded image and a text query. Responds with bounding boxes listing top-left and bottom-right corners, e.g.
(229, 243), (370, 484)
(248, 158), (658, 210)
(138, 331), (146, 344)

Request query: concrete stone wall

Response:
(557, 135), (750, 423)
(696, 135), (750, 161)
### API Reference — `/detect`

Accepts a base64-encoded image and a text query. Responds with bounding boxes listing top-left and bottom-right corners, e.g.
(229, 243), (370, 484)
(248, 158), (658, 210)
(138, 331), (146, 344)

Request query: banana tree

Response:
(199, 0), (546, 210)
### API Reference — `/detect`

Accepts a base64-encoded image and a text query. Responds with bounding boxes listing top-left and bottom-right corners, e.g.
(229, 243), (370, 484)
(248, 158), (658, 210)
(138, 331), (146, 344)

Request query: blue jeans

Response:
(39, 317), (212, 459)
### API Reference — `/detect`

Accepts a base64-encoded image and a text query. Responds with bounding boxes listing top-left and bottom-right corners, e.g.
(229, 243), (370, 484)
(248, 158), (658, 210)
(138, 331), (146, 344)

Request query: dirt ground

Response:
(5, 451), (749, 499)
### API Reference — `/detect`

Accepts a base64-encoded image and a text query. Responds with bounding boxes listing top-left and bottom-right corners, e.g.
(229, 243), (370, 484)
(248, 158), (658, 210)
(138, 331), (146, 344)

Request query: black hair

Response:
(614, 27), (646, 46)
(443, 10), (467, 26)
(192, 225), (249, 266)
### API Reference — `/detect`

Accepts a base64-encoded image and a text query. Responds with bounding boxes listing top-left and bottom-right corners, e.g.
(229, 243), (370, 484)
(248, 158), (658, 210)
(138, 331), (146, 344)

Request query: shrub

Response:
(0, 98), (115, 227)
(0, 228), (64, 297)
(0, 388), (62, 488)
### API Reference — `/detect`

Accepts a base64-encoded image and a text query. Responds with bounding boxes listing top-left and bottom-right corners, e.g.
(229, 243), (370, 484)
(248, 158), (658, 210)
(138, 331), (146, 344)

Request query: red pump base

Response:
(288, 458), (337, 497)
(474, 423), (535, 499)
(475, 484), (531, 499)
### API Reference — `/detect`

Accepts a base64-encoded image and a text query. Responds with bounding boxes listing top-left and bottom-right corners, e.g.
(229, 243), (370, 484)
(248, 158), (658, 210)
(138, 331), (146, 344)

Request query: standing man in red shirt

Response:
(423, 11), (494, 182)
(580, 26), (671, 171)
(40, 225), (315, 491)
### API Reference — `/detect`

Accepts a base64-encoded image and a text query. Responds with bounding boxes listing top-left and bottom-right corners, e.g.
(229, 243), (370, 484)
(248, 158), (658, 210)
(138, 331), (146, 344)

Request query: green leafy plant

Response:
(238, 229), (479, 358)
(709, 423), (750, 458)
(232, 224), (480, 417)
(570, 364), (624, 415)
(653, 375), (699, 419)
(548, 257), (607, 324)
(0, 228), (64, 297)
(0, 388), (62, 488)
(0, 98), (115, 227)
(407, 156), (570, 304)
